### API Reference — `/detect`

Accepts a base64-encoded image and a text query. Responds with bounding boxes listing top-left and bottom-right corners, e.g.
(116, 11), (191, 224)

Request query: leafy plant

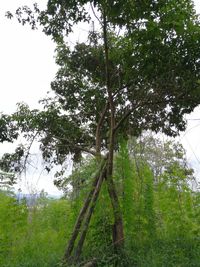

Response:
(2, 0), (200, 264)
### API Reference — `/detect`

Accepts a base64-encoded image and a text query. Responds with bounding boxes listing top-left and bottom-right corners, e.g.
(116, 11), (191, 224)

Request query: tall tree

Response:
(3, 0), (200, 264)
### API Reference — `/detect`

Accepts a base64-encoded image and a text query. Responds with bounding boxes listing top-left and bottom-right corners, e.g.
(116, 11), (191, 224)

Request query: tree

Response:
(3, 0), (200, 264)
(0, 170), (16, 193)
(128, 133), (195, 183)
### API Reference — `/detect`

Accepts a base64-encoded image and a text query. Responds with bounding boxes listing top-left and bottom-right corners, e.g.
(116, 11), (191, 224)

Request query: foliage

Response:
(0, 192), (71, 267)
(0, 135), (200, 266)
(0, 191), (28, 267)
(2, 0), (200, 173)
(2, 0), (200, 265)
(0, 170), (16, 192)
(0, 114), (18, 143)
(112, 137), (199, 266)
(128, 133), (195, 181)
(53, 137), (200, 266)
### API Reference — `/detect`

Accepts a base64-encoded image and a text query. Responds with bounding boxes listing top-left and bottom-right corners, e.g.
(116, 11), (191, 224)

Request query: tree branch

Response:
(22, 131), (39, 174)
(114, 93), (189, 133)
(95, 101), (109, 155)
(54, 136), (97, 157)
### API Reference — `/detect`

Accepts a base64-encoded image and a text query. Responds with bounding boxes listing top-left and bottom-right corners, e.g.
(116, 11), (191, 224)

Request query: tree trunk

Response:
(64, 158), (107, 262)
(103, 10), (125, 250)
(107, 175), (124, 249)
(63, 8), (125, 265)
(73, 165), (107, 262)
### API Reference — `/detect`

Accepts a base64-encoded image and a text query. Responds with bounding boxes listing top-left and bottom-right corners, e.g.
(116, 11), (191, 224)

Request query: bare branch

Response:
(22, 131), (39, 174)
(51, 135), (97, 157)
(90, 3), (102, 25)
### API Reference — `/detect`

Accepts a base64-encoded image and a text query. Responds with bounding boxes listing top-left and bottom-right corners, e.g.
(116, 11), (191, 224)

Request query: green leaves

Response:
(6, 0), (200, 138)
(0, 192), (71, 267)
(0, 114), (18, 143)
(3, 0), (200, 177)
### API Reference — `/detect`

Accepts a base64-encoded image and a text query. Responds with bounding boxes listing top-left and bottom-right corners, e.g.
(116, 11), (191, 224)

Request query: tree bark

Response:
(64, 158), (107, 261)
(95, 101), (109, 155)
(102, 11), (124, 249)
(73, 164), (107, 262)
(64, 9), (125, 265)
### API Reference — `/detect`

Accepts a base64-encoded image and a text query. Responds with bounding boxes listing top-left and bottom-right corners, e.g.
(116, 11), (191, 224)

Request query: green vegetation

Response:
(1, 0), (200, 265)
(0, 137), (200, 266)
(0, 192), (70, 267)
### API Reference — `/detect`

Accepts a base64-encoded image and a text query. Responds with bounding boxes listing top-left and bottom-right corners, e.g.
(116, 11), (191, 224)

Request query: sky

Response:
(0, 0), (200, 195)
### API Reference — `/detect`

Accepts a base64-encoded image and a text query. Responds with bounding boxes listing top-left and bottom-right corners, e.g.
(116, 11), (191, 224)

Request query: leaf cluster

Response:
(2, 0), (200, 178)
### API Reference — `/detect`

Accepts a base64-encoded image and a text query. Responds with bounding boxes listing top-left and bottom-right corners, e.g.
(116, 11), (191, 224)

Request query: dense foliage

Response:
(2, 0), (200, 168)
(0, 138), (200, 266)
(0, 191), (71, 267)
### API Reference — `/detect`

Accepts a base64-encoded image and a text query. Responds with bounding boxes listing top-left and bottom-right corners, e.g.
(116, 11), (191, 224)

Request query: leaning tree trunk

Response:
(64, 158), (107, 264)
(73, 164), (107, 262)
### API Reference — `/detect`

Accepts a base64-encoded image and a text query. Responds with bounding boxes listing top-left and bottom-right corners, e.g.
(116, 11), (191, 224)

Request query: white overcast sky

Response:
(0, 1), (200, 195)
